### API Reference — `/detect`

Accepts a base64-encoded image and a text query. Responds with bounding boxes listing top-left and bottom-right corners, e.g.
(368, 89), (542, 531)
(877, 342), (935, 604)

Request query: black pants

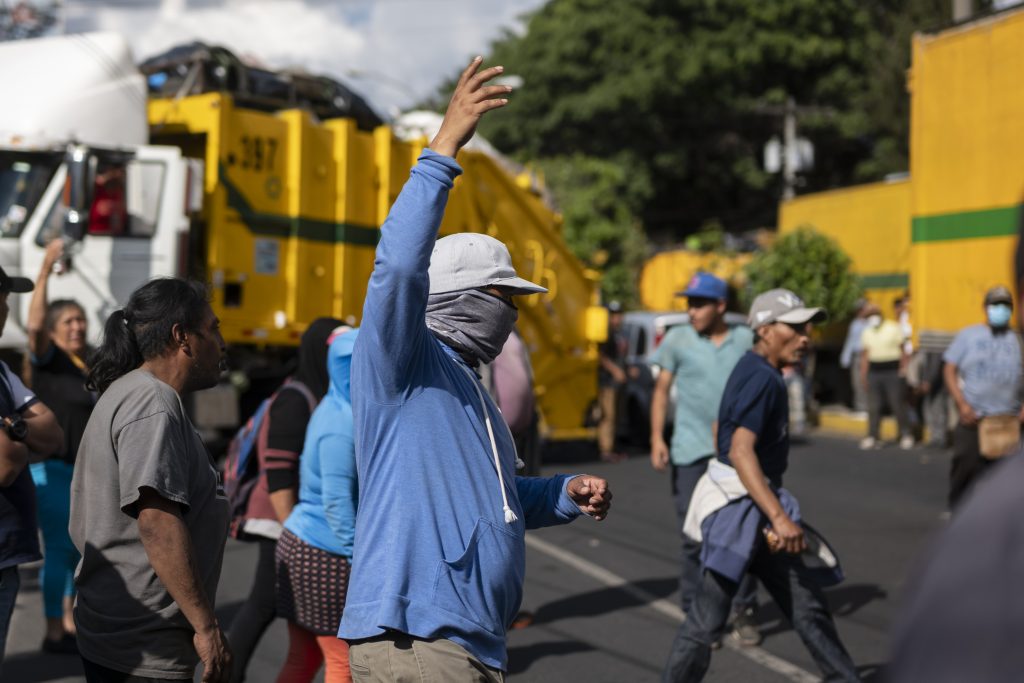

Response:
(82, 658), (181, 683)
(867, 365), (909, 439)
(663, 551), (858, 682)
(226, 536), (278, 683)
(949, 423), (996, 509)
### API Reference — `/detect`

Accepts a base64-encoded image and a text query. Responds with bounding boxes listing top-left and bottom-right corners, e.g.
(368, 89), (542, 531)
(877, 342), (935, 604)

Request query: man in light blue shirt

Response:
(649, 272), (759, 646)
(943, 285), (1024, 508)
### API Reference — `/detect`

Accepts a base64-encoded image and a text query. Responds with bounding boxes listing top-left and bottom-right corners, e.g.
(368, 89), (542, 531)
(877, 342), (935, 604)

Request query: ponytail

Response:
(86, 278), (209, 394)
(86, 310), (143, 394)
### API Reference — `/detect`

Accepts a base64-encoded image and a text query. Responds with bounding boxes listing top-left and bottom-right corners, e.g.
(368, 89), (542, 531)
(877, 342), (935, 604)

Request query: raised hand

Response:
(429, 56), (512, 158)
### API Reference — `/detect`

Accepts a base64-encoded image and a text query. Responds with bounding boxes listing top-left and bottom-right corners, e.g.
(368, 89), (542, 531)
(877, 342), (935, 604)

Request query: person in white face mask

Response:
(859, 303), (913, 450)
(942, 285), (1024, 510)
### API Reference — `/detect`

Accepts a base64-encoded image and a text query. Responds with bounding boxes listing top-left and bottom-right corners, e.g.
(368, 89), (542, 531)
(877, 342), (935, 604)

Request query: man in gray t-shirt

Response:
(71, 370), (229, 678)
(70, 279), (230, 682)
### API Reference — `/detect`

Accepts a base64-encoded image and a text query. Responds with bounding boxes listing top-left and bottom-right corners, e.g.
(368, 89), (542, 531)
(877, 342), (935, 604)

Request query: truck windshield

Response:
(0, 152), (61, 238)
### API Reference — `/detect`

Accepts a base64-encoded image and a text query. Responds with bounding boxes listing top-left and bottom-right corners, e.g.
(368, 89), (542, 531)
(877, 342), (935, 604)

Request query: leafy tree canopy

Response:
(477, 0), (948, 240)
(741, 227), (862, 322)
(425, 0), (954, 303)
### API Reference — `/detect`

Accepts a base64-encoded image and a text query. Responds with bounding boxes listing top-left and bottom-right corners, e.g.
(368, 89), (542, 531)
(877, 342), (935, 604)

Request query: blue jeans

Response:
(0, 565), (21, 677)
(663, 547), (858, 682)
(672, 459), (757, 615)
(30, 460), (79, 618)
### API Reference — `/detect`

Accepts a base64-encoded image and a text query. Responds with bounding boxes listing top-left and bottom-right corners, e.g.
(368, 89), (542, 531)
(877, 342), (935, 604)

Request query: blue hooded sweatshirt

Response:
(338, 150), (582, 671)
(283, 329), (359, 557)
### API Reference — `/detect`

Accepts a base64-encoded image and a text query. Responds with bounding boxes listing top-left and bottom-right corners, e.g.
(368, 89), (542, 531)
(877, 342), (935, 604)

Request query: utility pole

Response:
(952, 0), (973, 22)
(782, 97), (797, 201)
(761, 96), (820, 201)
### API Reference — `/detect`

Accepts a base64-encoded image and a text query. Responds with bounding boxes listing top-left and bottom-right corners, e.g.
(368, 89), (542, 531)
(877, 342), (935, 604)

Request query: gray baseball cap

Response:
(428, 233), (547, 296)
(984, 285), (1013, 306)
(747, 288), (828, 328)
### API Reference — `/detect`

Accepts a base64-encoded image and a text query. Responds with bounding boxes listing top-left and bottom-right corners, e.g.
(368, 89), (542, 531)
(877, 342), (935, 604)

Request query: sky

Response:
(60, 0), (548, 118)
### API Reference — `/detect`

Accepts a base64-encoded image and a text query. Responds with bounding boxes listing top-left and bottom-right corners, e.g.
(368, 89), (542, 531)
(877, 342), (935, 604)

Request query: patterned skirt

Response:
(275, 528), (351, 635)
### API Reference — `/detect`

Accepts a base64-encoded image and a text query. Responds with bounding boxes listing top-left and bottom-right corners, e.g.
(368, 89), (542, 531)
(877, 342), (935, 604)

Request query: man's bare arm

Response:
(650, 370), (673, 471)
(944, 362), (977, 425)
(21, 401), (63, 459)
(136, 488), (231, 683)
(728, 427), (805, 554)
(0, 431), (30, 487)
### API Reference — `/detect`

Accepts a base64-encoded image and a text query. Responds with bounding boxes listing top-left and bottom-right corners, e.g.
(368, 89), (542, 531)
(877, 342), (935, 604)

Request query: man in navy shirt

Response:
(0, 265), (63, 673)
(663, 288), (858, 682)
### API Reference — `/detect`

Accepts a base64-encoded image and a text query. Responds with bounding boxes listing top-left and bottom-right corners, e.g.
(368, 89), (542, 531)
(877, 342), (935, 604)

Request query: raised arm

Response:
(357, 58), (512, 394)
(26, 240), (64, 360)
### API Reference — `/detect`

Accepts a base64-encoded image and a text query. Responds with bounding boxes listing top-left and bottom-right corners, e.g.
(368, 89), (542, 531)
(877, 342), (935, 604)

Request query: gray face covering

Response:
(425, 290), (519, 366)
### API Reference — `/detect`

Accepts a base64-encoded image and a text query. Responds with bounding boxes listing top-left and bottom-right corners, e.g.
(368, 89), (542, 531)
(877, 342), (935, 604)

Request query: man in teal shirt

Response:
(649, 272), (760, 646)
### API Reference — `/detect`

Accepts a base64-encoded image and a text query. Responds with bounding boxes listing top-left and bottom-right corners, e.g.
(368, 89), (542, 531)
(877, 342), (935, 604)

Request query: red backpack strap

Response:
(254, 379), (318, 468)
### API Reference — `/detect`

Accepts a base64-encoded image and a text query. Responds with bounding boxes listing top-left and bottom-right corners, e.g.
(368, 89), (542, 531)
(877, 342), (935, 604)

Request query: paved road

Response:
(5, 434), (951, 682)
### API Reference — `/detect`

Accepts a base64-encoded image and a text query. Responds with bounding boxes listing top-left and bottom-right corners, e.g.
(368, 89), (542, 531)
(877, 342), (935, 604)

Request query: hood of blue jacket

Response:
(327, 328), (359, 403)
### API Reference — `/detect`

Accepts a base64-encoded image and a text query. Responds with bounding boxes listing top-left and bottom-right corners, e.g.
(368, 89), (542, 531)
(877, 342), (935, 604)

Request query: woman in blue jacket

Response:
(275, 328), (358, 683)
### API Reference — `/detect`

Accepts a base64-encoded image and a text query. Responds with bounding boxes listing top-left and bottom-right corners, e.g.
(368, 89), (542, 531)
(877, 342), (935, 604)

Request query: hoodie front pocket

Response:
(432, 518), (524, 636)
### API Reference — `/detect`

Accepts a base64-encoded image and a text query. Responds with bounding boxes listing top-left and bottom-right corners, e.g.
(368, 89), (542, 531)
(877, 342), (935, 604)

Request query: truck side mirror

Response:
(63, 144), (96, 243)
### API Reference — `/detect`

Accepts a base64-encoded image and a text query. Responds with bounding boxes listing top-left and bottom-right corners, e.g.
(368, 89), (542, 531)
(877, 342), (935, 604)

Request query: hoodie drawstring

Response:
(456, 361), (522, 524)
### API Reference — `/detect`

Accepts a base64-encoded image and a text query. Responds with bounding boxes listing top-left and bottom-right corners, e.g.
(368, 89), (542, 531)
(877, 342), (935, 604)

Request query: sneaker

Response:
(730, 607), (762, 647)
(859, 436), (878, 450)
(899, 435), (915, 450)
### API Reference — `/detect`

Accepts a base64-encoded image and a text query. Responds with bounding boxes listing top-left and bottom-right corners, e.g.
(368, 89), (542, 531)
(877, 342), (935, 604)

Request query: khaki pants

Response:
(598, 385), (619, 454)
(348, 632), (504, 683)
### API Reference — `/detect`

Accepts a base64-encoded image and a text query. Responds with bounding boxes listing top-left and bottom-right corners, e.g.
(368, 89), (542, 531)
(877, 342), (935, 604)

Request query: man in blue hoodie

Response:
(338, 58), (613, 681)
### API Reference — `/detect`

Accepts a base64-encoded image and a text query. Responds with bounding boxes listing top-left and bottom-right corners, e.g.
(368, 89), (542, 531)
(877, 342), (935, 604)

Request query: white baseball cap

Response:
(428, 233), (547, 295)
(747, 288), (828, 328)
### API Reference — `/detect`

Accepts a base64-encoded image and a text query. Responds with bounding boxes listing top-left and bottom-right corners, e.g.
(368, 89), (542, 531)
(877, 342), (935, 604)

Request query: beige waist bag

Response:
(978, 415), (1021, 459)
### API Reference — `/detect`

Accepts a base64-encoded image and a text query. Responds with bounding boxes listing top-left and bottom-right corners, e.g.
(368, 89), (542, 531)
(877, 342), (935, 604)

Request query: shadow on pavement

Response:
(507, 640), (594, 675)
(3, 651), (84, 682)
(530, 576), (677, 625)
(755, 582), (888, 639)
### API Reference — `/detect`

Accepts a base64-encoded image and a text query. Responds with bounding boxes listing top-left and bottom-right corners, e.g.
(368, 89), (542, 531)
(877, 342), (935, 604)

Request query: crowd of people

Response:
(0, 56), (1017, 683)
(839, 286), (1024, 511)
(0, 59), (613, 683)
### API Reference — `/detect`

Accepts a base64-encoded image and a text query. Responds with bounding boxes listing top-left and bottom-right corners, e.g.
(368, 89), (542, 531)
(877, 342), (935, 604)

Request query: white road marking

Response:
(525, 534), (821, 683)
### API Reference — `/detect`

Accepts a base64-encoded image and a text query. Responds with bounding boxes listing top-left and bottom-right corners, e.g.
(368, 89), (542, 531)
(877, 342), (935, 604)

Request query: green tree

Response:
(472, 0), (950, 239)
(537, 154), (649, 306)
(423, 0), (953, 307)
(741, 227), (862, 321)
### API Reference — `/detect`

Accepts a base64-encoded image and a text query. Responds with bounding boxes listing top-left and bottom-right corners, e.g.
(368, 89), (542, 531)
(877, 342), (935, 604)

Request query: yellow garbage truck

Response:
(0, 33), (606, 441)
